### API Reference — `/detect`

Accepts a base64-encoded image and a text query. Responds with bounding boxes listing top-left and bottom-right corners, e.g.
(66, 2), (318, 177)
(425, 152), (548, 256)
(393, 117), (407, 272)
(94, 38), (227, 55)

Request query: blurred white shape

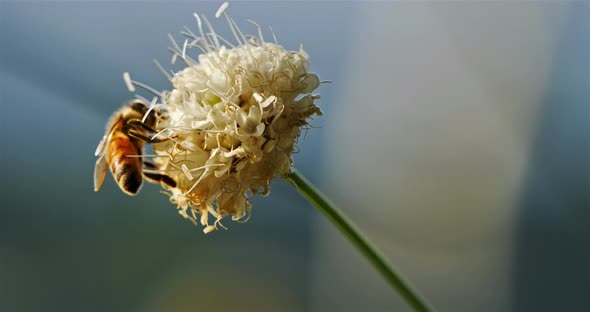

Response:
(311, 2), (567, 311)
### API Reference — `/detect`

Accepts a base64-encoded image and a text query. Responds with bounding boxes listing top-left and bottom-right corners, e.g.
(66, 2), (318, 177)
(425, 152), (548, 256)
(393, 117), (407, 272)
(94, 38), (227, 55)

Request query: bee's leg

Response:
(127, 119), (174, 143)
(128, 129), (169, 143)
(127, 119), (159, 133)
(143, 172), (177, 188)
(142, 161), (177, 188)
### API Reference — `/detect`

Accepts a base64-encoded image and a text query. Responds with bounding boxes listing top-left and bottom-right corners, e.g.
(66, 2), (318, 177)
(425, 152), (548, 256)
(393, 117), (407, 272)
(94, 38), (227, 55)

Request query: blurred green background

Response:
(0, 1), (588, 311)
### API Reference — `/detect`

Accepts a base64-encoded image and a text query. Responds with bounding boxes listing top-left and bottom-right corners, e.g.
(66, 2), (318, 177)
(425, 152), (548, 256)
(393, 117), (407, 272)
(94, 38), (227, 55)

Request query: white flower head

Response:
(132, 3), (322, 233)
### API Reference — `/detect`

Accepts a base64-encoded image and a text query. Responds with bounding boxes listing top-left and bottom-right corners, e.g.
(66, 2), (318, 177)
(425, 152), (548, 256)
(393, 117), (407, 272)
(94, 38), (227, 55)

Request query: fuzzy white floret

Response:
(135, 2), (322, 233)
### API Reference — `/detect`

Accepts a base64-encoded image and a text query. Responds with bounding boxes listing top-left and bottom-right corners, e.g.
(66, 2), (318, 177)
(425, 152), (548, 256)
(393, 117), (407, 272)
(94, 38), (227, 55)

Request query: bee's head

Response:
(128, 100), (157, 126)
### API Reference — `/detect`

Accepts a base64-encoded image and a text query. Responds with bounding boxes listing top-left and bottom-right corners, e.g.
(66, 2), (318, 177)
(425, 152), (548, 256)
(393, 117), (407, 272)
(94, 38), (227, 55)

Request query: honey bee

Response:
(94, 100), (176, 195)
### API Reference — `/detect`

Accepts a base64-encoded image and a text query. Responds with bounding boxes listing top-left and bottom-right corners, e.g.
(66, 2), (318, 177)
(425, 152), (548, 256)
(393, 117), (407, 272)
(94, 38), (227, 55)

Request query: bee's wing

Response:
(94, 135), (108, 156)
(94, 154), (108, 192)
(94, 123), (115, 191)
(95, 115), (122, 157)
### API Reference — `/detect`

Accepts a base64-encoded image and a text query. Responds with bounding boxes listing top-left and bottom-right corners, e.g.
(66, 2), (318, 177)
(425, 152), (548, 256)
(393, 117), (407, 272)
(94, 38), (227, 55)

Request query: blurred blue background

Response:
(0, 1), (588, 311)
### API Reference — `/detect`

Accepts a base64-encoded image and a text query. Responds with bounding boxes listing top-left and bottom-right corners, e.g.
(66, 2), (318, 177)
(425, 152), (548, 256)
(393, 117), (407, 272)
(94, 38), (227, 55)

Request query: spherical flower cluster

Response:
(133, 3), (322, 233)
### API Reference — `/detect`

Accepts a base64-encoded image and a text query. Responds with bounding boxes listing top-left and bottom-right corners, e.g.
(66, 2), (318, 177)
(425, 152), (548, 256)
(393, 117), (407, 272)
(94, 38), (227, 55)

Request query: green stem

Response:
(286, 169), (434, 312)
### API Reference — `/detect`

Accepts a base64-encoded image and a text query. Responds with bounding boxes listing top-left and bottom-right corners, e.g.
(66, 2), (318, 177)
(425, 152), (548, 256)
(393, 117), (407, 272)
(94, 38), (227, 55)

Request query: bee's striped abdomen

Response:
(108, 135), (142, 195)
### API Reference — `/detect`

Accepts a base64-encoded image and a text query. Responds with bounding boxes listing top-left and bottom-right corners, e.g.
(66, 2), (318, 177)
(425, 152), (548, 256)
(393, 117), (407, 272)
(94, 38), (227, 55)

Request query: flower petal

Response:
(301, 73), (320, 93)
(254, 123), (265, 137)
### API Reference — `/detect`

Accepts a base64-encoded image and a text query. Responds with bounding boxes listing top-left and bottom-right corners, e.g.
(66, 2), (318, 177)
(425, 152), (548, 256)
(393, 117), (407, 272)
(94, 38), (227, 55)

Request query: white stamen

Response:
(202, 15), (221, 49)
(182, 164), (194, 180)
(151, 128), (173, 140)
(168, 33), (181, 51)
(182, 39), (188, 60)
(123, 72), (135, 92)
(189, 163), (225, 173)
(230, 17), (249, 47)
(182, 26), (198, 40)
(167, 47), (198, 66)
(141, 97), (158, 123)
(131, 80), (162, 97)
(207, 33), (236, 48)
(133, 94), (150, 103)
(184, 42), (207, 57)
(152, 59), (172, 81)
(183, 170), (209, 195)
(269, 25), (278, 44)
(224, 12), (242, 46)
(215, 2), (229, 19)
(246, 19), (265, 44)
(193, 12), (211, 51)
